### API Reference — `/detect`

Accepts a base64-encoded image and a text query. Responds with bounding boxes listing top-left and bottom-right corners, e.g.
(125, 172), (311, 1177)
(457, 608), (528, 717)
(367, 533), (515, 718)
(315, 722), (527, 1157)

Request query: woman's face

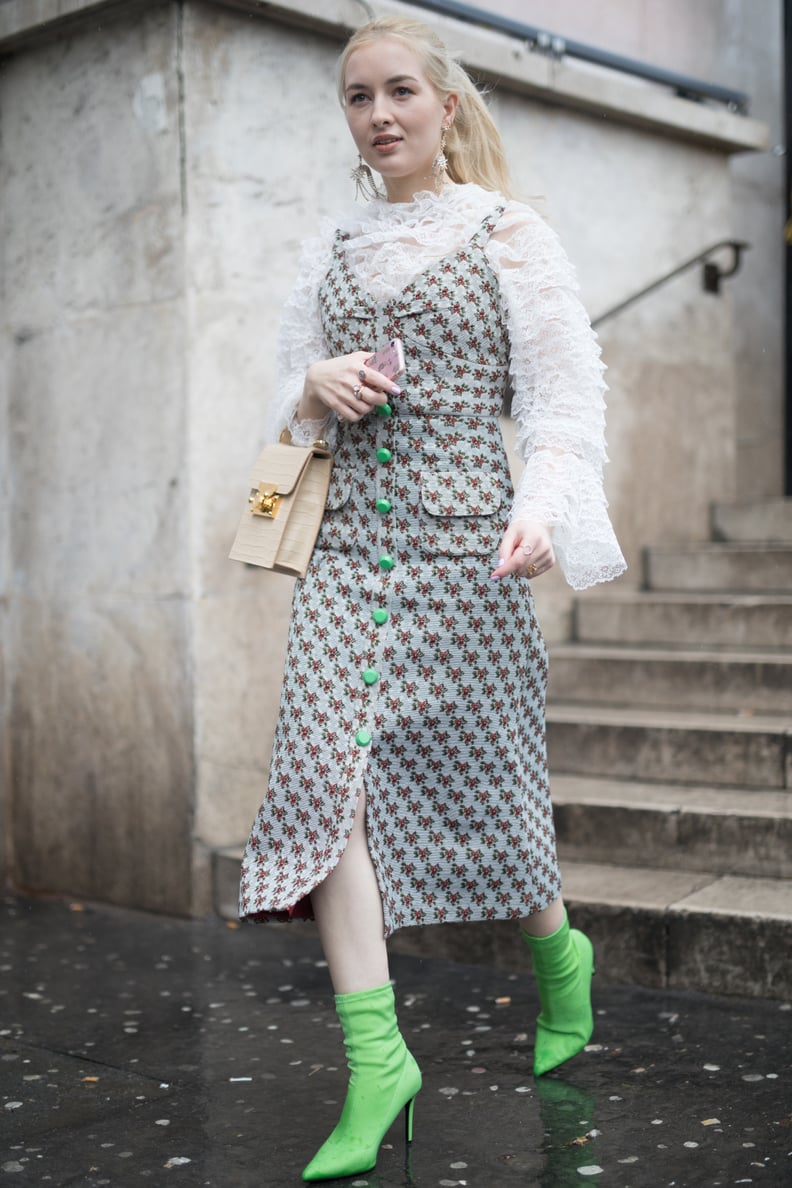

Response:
(343, 37), (457, 202)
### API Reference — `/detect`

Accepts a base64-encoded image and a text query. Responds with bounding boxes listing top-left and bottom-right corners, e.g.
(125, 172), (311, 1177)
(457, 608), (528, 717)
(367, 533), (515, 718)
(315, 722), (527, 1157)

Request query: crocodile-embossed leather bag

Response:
(229, 433), (332, 579)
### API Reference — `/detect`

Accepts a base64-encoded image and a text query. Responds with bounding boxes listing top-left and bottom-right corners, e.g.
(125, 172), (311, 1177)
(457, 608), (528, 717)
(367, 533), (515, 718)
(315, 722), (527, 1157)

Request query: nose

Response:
(370, 92), (392, 126)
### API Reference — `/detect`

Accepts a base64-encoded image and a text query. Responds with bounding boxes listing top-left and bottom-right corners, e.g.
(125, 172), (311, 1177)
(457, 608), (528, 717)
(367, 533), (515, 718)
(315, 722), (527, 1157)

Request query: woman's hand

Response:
(491, 519), (555, 581)
(297, 352), (402, 425)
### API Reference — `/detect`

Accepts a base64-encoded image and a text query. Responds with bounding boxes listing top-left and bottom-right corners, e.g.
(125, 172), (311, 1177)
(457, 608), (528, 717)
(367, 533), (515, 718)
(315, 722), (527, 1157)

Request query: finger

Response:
(490, 525), (522, 580)
(350, 378), (366, 402)
(336, 386), (369, 422)
(341, 404), (368, 423)
(520, 550), (556, 579)
(359, 367), (402, 398)
(499, 552), (531, 578)
(344, 376), (373, 413)
(492, 531), (554, 580)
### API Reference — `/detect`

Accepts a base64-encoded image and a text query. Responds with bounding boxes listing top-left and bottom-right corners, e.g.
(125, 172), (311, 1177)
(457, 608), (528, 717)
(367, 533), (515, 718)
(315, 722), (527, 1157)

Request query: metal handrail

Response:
(403, 0), (750, 113)
(591, 241), (749, 330)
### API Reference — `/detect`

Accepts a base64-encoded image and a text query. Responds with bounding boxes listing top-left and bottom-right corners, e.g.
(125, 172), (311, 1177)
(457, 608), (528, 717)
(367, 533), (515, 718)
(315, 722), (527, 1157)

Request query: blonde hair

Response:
(338, 15), (513, 198)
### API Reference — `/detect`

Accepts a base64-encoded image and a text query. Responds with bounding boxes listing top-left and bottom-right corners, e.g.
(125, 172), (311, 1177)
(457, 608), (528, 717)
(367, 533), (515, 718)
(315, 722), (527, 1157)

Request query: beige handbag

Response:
(229, 432), (333, 578)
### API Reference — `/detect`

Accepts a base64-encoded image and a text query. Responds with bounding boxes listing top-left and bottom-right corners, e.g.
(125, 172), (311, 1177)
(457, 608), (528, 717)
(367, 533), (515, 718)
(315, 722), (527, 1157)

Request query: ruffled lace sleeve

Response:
(488, 206), (626, 590)
(266, 227), (338, 447)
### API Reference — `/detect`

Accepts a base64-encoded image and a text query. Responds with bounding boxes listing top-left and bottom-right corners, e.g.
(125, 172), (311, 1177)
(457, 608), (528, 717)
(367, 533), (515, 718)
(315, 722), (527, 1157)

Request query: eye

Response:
(348, 91), (369, 105)
(394, 86), (413, 97)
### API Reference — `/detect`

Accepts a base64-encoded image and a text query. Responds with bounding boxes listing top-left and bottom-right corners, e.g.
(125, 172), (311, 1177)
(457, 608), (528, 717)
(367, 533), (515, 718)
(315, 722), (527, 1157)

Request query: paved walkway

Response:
(1, 895), (790, 1187)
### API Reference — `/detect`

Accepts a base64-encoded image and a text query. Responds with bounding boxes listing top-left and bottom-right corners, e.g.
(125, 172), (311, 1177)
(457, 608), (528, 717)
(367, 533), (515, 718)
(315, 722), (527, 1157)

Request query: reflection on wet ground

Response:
(1, 895), (790, 1186)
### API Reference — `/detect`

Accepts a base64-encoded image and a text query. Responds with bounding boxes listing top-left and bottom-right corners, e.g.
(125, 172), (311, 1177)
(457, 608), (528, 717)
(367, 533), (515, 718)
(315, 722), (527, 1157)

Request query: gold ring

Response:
(527, 563), (538, 576)
(353, 384), (361, 397)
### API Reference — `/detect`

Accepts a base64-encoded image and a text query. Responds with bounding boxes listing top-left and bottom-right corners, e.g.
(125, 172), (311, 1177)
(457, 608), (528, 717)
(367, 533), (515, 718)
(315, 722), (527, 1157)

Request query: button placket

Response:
(356, 383), (396, 749)
(375, 402), (395, 575)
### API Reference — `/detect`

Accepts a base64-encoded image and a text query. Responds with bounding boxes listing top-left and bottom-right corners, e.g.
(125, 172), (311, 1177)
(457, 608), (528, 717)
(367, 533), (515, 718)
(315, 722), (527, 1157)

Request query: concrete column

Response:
(1, 2), (195, 911)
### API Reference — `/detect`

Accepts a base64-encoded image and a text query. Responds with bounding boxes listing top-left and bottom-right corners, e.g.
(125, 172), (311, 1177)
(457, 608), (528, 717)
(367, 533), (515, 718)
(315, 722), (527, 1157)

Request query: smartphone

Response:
(366, 338), (406, 381)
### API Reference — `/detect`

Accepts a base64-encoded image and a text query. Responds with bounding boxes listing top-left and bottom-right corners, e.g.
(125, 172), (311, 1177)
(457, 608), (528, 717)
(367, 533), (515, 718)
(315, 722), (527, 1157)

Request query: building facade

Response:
(0, 0), (780, 914)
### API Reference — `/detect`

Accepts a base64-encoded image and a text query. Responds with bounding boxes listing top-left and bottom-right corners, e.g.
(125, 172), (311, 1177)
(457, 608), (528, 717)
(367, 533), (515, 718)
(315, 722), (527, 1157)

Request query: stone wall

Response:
(0, 2), (195, 910)
(479, 0), (786, 500)
(0, 0), (771, 913)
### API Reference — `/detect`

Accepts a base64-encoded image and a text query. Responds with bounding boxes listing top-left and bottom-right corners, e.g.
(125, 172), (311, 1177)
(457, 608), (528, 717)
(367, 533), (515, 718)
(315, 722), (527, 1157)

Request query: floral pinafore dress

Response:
(239, 208), (561, 935)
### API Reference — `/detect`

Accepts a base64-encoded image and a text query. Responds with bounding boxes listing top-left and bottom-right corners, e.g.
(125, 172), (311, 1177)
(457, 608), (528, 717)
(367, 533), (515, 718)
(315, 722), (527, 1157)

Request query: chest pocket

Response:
(420, 470), (503, 556)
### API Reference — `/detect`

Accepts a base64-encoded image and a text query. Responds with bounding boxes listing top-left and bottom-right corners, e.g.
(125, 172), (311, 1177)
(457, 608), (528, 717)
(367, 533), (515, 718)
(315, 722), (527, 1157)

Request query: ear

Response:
(443, 91), (459, 124)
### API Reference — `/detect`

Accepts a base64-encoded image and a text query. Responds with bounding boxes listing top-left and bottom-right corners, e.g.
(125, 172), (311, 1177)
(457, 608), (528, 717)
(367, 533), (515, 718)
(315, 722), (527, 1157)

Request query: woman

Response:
(239, 14), (626, 1182)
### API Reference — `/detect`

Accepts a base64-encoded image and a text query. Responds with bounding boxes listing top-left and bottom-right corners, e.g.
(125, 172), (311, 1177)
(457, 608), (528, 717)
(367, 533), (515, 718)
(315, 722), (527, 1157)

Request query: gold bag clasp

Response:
(249, 482), (280, 519)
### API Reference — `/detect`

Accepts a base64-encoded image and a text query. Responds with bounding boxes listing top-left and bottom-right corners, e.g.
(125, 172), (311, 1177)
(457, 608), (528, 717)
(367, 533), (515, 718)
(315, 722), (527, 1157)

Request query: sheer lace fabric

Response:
(272, 183), (625, 589)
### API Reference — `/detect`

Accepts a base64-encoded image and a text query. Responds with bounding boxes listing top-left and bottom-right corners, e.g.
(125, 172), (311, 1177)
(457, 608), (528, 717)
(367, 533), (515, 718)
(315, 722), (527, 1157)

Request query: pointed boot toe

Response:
(532, 930), (594, 1076)
(521, 914), (595, 1078)
(301, 984), (421, 1181)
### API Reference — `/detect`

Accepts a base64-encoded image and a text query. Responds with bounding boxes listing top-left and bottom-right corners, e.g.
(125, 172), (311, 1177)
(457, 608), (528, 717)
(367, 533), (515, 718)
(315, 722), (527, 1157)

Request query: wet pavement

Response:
(1, 895), (790, 1187)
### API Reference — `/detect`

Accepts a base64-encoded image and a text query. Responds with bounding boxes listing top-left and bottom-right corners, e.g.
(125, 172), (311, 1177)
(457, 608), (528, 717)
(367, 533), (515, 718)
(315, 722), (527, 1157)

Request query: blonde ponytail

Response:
(337, 16), (514, 199)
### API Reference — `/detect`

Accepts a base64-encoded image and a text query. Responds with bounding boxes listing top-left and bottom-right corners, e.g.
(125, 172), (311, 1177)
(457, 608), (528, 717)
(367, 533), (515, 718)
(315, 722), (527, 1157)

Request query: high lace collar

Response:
(333, 182), (506, 238)
(369, 184), (466, 215)
(321, 183), (509, 303)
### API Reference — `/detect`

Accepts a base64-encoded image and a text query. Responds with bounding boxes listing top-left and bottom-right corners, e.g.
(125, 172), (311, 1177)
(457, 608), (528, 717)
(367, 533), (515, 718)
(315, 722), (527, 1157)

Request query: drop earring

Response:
(431, 124), (450, 193)
(351, 154), (383, 202)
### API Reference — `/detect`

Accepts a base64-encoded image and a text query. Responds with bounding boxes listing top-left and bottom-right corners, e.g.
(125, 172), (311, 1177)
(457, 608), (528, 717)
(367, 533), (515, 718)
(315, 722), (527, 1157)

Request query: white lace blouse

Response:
(270, 183), (626, 590)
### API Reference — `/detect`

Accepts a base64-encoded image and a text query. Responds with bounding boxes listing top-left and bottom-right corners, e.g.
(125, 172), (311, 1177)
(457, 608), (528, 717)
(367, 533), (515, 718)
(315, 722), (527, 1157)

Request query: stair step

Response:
(575, 591), (792, 649)
(547, 703), (790, 788)
(211, 847), (792, 998)
(712, 498), (792, 543)
(645, 542), (792, 593)
(561, 860), (792, 998)
(549, 644), (792, 713)
(551, 775), (792, 877)
(386, 860), (792, 999)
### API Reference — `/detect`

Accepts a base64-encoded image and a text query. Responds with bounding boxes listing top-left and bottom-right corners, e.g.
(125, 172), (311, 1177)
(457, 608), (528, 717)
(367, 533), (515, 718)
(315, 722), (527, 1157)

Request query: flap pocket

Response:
(325, 468), (352, 511)
(421, 471), (501, 518)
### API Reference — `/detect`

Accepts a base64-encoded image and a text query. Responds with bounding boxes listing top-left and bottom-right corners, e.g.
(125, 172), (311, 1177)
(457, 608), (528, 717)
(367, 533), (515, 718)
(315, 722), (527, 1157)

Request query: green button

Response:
(362, 668), (379, 685)
(372, 608), (389, 625)
(375, 403), (392, 417)
(378, 555), (394, 572)
(375, 498), (392, 514)
(355, 729), (372, 747)
(376, 447), (392, 463)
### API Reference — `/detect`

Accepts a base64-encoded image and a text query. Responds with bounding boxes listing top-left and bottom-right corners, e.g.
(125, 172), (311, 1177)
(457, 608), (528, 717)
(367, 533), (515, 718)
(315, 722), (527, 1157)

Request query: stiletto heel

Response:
(302, 983), (422, 1181)
(404, 1096), (416, 1146)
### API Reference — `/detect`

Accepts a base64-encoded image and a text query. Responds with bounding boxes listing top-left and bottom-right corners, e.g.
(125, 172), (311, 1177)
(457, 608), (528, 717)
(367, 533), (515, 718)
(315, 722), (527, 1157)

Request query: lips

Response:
(372, 135), (401, 146)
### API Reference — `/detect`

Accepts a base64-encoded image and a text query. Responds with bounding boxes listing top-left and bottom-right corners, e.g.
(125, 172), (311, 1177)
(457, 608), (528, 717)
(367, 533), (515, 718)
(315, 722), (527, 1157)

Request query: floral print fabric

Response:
(270, 184), (626, 589)
(239, 209), (561, 935)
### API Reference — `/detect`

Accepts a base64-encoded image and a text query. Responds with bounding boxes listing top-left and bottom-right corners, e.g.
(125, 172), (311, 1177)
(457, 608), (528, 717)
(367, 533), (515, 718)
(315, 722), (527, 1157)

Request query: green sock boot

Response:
(521, 911), (594, 1077)
(301, 982), (422, 1182)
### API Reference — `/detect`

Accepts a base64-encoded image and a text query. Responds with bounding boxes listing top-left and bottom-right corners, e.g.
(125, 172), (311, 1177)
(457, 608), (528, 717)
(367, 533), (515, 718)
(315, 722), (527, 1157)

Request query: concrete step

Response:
(645, 542), (792, 593)
(549, 644), (792, 713)
(574, 591), (792, 649)
(712, 498), (792, 543)
(214, 847), (792, 998)
(551, 774), (792, 878)
(561, 860), (792, 999)
(546, 703), (791, 788)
